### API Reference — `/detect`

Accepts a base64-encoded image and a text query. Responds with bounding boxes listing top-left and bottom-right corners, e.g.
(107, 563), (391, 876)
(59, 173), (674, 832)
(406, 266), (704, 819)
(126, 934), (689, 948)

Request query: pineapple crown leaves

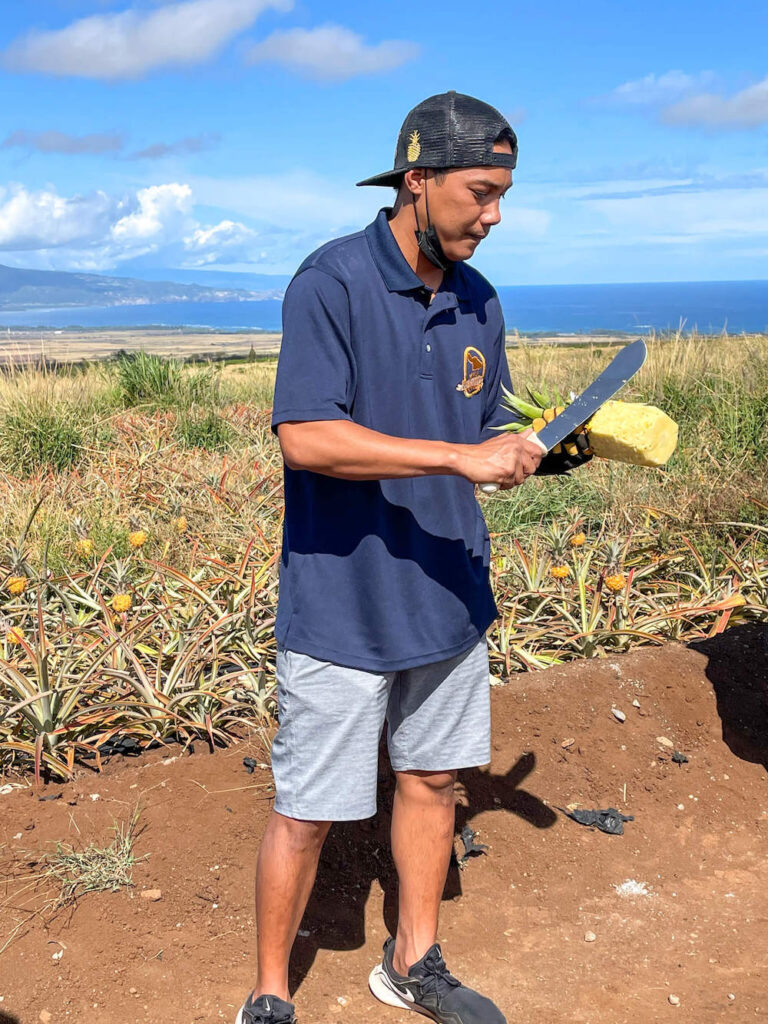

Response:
(72, 516), (90, 539)
(4, 493), (48, 573)
(496, 382), (571, 431)
(544, 523), (573, 562)
(601, 538), (628, 572)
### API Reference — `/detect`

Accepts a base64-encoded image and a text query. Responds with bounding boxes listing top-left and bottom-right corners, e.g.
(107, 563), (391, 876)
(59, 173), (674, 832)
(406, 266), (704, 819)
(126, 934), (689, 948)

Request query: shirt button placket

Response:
(420, 331), (434, 378)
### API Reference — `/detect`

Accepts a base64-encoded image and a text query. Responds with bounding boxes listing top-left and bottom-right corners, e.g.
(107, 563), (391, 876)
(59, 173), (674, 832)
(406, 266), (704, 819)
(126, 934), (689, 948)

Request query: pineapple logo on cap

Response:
(407, 130), (421, 161)
(456, 346), (486, 397)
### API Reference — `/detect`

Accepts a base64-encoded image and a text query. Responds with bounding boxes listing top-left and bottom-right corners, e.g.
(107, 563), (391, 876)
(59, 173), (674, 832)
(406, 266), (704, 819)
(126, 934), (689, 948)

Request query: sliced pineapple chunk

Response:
(586, 401), (678, 467)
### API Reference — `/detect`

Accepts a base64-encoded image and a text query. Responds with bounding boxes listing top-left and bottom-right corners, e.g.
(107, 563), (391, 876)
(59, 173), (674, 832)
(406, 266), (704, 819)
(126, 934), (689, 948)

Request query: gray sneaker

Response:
(235, 993), (296, 1024)
(368, 937), (506, 1023)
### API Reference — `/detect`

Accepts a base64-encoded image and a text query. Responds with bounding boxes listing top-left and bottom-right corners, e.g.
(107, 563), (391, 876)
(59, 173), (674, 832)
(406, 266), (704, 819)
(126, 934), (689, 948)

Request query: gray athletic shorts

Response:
(271, 637), (491, 821)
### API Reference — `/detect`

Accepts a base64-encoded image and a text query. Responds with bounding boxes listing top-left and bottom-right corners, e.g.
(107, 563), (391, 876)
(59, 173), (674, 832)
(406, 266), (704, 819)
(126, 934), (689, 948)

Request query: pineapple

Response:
(73, 516), (94, 559)
(6, 625), (25, 645)
(602, 540), (627, 594)
(547, 525), (571, 581)
(128, 516), (148, 550)
(108, 559), (134, 615)
(496, 385), (678, 468)
(6, 575), (28, 596)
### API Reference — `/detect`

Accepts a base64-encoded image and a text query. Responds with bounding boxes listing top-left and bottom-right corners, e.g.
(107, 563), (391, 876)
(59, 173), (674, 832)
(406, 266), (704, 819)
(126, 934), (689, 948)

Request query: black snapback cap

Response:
(356, 90), (518, 188)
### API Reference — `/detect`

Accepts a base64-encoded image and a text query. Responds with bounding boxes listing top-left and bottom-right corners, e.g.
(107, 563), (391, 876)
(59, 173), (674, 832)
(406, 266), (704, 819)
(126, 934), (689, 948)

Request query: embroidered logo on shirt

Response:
(456, 346), (486, 397)
(407, 130), (421, 162)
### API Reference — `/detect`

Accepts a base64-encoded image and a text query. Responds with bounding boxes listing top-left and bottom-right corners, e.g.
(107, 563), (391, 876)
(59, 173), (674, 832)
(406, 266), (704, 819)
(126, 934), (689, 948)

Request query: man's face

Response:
(416, 139), (513, 262)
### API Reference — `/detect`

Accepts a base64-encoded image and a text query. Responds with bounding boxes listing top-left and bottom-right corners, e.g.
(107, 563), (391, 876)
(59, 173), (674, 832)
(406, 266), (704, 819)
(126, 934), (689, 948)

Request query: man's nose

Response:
(480, 201), (502, 228)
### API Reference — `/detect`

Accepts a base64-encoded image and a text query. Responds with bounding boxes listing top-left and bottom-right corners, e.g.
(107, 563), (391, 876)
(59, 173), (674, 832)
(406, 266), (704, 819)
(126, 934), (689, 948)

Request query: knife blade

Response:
(480, 338), (647, 494)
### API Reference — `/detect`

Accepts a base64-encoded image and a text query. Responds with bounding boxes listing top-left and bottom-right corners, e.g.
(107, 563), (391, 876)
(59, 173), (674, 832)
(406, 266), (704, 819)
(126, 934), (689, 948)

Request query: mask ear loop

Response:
(411, 171), (432, 233)
(423, 173), (432, 227)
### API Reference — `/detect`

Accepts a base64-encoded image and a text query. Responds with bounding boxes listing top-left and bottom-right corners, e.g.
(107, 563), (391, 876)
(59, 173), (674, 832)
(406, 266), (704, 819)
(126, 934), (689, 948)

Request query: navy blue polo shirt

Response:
(271, 206), (516, 672)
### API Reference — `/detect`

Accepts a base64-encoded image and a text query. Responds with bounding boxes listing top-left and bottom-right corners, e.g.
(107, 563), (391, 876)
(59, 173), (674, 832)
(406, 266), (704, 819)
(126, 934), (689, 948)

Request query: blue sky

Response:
(0, 0), (766, 284)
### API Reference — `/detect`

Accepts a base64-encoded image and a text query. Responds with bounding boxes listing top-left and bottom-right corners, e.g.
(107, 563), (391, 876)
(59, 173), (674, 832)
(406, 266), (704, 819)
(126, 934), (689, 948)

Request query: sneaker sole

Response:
(368, 964), (439, 1021)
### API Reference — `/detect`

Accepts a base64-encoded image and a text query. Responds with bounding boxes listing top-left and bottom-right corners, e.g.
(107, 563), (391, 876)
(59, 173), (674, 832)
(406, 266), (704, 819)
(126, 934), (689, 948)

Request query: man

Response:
(236, 91), (590, 1024)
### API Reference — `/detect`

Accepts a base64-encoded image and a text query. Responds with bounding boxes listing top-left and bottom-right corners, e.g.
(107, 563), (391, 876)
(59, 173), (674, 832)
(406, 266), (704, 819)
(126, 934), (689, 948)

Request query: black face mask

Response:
(413, 177), (452, 272)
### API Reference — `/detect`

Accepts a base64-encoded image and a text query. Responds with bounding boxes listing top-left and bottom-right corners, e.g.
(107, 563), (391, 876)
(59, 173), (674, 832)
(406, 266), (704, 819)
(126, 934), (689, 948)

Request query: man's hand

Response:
(456, 429), (544, 489)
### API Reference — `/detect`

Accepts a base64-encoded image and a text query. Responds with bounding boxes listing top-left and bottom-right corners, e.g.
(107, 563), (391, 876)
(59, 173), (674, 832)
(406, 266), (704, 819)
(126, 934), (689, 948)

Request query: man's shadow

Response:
(288, 747), (556, 994)
(688, 620), (768, 772)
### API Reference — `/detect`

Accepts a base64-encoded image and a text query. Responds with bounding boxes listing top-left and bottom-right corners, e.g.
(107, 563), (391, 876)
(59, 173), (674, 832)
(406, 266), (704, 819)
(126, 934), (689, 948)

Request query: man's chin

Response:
(445, 241), (479, 262)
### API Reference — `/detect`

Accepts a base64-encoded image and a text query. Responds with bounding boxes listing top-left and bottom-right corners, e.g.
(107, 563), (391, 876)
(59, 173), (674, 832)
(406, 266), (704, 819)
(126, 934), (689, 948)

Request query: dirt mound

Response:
(1, 624), (766, 1024)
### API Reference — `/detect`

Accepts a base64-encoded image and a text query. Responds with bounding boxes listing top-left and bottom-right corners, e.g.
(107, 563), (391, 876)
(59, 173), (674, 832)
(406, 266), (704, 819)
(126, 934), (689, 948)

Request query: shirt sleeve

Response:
(480, 323), (523, 440)
(271, 267), (356, 435)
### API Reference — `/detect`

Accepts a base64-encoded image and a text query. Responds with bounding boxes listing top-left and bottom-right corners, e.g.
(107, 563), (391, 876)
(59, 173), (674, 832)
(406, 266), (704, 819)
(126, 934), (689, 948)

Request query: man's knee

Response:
(395, 769), (458, 803)
(271, 811), (332, 852)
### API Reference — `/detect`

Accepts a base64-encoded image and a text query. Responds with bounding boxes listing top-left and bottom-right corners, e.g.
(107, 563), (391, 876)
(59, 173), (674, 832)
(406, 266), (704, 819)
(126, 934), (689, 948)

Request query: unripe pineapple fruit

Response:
(604, 573), (627, 593)
(6, 626), (25, 645)
(75, 537), (94, 559)
(7, 575), (27, 596)
(111, 593), (132, 613)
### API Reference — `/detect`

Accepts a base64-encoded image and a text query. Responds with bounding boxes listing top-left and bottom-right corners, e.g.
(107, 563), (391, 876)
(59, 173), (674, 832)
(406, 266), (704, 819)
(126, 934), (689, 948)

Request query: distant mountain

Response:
(0, 264), (286, 311)
(119, 267), (293, 292)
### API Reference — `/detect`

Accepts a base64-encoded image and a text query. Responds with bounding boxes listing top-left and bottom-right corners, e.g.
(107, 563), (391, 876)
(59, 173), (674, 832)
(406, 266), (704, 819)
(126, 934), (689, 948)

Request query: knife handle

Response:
(479, 434), (547, 494)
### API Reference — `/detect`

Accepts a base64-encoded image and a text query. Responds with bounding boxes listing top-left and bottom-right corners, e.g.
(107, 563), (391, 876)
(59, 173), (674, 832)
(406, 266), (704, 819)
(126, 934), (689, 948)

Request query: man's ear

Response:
(403, 167), (426, 198)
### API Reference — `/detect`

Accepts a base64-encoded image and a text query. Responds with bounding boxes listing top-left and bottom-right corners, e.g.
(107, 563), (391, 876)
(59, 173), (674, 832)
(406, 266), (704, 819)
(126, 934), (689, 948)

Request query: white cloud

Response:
(246, 24), (419, 81)
(3, 0), (292, 80)
(184, 220), (261, 265)
(0, 184), (122, 251)
(111, 183), (192, 245)
(0, 182), (262, 269)
(601, 70), (716, 107)
(1, 130), (123, 155)
(662, 75), (768, 129)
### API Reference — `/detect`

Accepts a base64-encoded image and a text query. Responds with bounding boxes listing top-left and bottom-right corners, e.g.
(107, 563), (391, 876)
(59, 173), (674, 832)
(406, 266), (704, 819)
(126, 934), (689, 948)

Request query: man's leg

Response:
(250, 810), (332, 1001)
(390, 768), (457, 976)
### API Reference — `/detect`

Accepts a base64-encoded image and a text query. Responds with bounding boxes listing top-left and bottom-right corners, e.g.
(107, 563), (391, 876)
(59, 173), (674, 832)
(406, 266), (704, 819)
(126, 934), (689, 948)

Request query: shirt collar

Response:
(364, 207), (470, 300)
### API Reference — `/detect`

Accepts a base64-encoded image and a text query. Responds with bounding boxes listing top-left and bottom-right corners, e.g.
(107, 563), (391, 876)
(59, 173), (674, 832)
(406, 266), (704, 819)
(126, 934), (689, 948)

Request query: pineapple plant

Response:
(602, 540), (628, 594)
(72, 516), (94, 559)
(496, 384), (679, 467)
(546, 525), (571, 581)
(128, 516), (148, 550)
(108, 559), (134, 615)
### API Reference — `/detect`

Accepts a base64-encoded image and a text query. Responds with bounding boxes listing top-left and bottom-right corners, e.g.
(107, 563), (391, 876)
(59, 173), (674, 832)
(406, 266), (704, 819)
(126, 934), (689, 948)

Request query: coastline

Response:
(0, 326), (656, 366)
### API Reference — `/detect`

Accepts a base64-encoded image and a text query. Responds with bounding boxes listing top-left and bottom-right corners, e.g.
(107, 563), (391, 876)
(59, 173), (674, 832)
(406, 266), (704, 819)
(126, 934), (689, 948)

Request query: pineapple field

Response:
(1, 333), (767, 1024)
(1, 334), (767, 780)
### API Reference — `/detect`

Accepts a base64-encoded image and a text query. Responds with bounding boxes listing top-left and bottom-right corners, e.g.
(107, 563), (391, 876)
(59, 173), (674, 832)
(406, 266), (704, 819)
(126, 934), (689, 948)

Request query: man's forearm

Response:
(277, 419), (462, 480)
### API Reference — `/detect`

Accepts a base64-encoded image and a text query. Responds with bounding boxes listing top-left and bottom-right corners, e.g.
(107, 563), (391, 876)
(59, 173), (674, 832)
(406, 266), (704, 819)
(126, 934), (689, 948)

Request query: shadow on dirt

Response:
(0, 1011), (21, 1024)
(289, 748), (556, 994)
(689, 621), (768, 772)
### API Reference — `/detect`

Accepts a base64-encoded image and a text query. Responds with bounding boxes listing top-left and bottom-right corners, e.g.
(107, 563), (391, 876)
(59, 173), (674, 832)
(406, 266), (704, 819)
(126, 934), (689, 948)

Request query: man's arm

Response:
(277, 419), (543, 489)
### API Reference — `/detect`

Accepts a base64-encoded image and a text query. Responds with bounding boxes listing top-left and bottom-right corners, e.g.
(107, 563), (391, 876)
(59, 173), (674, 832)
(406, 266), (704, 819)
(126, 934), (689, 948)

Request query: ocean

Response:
(1, 280), (766, 335)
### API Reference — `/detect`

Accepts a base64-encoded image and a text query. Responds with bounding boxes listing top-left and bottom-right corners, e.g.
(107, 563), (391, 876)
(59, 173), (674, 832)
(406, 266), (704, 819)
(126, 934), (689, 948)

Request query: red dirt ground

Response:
(1, 624), (766, 1024)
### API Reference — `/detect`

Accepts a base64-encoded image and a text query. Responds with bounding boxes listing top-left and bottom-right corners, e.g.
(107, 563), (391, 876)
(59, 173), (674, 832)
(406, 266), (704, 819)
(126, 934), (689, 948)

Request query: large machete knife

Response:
(480, 337), (647, 494)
